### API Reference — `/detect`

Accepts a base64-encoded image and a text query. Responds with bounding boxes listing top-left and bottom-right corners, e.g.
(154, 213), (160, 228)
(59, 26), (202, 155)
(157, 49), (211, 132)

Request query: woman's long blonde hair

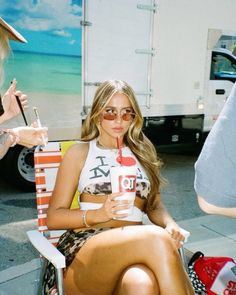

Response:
(81, 80), (163, 209)
(0, 27), (11, 85)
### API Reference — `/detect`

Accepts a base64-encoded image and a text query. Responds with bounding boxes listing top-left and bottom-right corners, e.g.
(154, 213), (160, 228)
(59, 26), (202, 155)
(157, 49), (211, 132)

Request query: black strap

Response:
(188, 251), (204, 267)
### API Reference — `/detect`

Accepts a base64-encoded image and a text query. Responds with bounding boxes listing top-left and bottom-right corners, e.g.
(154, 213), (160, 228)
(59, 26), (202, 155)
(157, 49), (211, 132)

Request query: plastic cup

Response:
(110, 166), (137, 215)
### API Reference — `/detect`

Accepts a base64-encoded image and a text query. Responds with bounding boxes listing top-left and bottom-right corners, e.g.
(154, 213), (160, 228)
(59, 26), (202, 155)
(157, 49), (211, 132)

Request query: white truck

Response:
(1, 0), (236, 191)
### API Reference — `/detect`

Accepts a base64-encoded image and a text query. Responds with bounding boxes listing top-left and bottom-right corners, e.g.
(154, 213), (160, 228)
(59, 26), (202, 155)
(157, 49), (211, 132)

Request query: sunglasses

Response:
(102, 108), (136, 121)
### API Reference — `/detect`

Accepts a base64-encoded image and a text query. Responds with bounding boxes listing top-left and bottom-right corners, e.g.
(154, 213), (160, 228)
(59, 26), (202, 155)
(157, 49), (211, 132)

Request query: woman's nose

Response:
(114, 113), (122, 122)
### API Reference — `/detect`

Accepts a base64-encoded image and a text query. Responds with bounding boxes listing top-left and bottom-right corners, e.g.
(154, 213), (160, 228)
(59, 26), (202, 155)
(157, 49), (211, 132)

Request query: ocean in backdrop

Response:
(1, 51), (83, 135)
(3, 51), (82, 95)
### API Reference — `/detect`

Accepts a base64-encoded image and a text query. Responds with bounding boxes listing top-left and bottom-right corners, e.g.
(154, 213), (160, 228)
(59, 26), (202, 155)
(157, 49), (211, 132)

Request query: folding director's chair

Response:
(27, 141), (190, 295)
(27, 141), (78, 295)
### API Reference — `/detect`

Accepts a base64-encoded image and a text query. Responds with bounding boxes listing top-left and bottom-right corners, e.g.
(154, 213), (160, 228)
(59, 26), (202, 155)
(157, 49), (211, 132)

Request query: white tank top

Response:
(78, 139), (150, 197)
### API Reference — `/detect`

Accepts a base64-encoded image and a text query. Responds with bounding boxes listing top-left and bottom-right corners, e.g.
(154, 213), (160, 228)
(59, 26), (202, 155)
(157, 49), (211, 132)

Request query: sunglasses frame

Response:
(102, 108), (136, 121)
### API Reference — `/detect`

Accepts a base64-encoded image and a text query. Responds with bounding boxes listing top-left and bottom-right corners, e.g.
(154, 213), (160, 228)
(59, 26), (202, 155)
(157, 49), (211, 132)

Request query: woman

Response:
(0, 17), (47, 159)
(46, 80), (194, 295)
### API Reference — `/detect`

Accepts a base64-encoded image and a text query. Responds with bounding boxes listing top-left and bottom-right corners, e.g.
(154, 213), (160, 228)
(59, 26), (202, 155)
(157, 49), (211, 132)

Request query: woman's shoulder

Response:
(63, 141), (90, 162)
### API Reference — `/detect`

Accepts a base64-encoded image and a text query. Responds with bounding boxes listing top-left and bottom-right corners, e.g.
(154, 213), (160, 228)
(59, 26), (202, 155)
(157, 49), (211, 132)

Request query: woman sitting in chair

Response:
(46, 80), (194, 295)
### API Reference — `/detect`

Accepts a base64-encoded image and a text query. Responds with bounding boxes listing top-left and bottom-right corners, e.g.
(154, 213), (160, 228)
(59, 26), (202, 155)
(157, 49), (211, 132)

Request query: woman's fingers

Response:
(171, 229), (183, 240)
(111, 200), (132, 212)
(165, 227), (185, 248)
(14, 126), (48, 147)
(111, 202), (132, 220)
(105, 193), (131, 219)
(108, 192), (123, 200)
(7, 79), (17, 96)
(17, 93), (28, 110)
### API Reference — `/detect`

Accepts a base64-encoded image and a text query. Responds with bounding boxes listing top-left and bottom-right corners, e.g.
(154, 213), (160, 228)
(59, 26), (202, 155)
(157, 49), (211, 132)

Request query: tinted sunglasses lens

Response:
(102, 112), (135, 121)
(103, 113), (116, 120)
(122, 113), (135, 121)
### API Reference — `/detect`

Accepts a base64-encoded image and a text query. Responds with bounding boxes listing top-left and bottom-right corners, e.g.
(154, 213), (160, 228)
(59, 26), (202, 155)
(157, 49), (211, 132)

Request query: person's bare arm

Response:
(47, 143), (88, 229)
(198, 195), (236, 218)
(147, 193), (177, 227)
(147, 193), (185, 246)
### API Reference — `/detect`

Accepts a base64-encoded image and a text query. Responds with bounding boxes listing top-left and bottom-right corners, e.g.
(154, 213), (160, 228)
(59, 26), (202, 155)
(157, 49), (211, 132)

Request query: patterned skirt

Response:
(43, 228), (110, 295)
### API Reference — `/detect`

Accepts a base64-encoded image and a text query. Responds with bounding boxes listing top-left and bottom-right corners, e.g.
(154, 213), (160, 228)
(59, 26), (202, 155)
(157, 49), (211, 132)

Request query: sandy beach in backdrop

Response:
(1, 92), (83, 140)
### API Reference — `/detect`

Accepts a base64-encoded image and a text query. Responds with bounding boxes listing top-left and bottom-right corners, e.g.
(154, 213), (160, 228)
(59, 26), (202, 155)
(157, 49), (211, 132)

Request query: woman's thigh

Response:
(64, 224), (174, 295)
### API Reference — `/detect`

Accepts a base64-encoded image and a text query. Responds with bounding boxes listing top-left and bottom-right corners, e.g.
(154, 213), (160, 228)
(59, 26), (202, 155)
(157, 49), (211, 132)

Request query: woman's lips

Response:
(112, 127), (123, 132)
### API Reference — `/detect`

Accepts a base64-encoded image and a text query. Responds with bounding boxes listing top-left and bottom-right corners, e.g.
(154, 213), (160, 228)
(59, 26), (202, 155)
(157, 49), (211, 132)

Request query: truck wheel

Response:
(1, 145), (36, 191)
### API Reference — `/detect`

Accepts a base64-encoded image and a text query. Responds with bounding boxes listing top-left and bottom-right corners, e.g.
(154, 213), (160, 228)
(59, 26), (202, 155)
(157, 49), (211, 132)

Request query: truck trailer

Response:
(1, 0), (236, 190)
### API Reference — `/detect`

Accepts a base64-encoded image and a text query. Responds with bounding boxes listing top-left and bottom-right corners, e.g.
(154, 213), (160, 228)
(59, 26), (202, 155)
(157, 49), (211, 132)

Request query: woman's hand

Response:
(165, 222), (185, 249)
(0, 79), (28, 123)
(12, 125), (48, 148)
(98, 193), (132, 222)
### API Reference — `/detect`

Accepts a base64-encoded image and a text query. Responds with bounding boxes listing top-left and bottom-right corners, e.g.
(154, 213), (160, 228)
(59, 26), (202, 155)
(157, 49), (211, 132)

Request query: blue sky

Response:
(0, 0), (82, 56)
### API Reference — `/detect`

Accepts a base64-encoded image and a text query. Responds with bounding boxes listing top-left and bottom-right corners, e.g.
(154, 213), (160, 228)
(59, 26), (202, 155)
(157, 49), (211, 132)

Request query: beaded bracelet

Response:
(82, 210), (90, 228)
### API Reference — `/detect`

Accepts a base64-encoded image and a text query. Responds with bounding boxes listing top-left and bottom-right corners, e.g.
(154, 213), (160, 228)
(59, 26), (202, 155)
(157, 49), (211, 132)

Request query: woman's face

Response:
(99, 92), (134, 146)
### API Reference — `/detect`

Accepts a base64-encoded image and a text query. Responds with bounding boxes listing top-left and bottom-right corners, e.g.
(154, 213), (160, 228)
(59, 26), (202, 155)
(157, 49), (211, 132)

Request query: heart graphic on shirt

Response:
(116, 156), (136, 166)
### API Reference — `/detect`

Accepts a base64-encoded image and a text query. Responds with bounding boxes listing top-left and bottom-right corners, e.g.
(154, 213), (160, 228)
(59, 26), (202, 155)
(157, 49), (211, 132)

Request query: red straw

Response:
(116, 136), (123, 165)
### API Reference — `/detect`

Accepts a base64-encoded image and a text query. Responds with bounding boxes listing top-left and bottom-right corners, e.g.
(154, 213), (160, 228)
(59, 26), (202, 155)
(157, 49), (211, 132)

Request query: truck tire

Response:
(0, 145), (36, 192)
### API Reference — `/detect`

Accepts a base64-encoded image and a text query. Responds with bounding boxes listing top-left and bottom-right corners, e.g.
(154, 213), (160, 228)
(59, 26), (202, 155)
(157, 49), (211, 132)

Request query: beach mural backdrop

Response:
(0, 0), (83, 138)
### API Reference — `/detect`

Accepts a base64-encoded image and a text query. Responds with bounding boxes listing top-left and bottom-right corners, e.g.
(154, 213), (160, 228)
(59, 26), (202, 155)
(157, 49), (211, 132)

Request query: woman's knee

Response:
(140, 225), (181, 266)
(119, 264), (159, 294)
(144, 225), (174, 250)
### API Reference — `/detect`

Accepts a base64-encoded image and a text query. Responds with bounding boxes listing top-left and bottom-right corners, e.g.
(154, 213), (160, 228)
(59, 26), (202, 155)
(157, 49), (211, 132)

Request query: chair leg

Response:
(55, 268), (65, 295)
(37, 257), (48, 295)
(179, 246), (188, 270)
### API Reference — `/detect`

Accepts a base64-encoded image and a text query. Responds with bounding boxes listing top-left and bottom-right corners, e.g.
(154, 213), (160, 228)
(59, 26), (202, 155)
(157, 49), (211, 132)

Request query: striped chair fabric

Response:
(34, 141), (78, 245)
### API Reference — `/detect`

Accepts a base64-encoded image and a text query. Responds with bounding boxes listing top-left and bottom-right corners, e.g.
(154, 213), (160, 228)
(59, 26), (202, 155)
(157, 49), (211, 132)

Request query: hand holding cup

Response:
(104, 192), (133, 220)
(110, 166), (137, 219)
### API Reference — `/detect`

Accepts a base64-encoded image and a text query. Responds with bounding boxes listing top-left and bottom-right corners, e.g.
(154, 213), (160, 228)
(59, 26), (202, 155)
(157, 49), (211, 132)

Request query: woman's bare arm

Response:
(47, 142), (89, 229)
(147, 193), (185, 245)
(147, 193), (176, 227)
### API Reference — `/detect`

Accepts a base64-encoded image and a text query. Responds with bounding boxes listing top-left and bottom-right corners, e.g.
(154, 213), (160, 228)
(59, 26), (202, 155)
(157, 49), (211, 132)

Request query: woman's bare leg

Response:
(113, 264), (159, 295)
(64, 225), (194, 295)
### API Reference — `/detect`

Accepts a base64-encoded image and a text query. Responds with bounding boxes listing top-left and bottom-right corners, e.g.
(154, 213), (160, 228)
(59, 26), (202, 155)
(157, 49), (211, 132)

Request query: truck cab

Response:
(204, 48), (236, 133)
(145, 48), (236, 146)
(211, 48), (236, 83)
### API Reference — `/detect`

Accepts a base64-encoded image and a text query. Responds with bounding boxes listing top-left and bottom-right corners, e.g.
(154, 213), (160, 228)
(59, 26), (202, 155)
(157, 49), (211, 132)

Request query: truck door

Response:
(82, 0), (155, 115)
(205, 49), (236, 132)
